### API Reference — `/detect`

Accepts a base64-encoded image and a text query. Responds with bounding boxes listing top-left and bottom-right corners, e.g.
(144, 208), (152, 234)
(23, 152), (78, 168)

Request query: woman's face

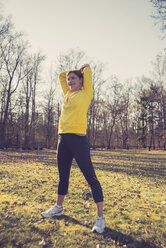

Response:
(67, 72), (83, 92)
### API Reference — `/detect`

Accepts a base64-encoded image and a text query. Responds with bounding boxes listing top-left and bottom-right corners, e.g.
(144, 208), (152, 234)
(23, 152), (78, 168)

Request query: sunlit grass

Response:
(0, 149), (166, 247)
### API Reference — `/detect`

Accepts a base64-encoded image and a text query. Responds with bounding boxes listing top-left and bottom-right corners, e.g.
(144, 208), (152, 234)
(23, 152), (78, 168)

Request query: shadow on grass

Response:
(52, 214), (87, 227)
(103, 227), (159, 248)
(2, 150), (57, 166)
(93, 161), (166, 179)
(1, 150), (166, 180)
(52, 215), (159, 248)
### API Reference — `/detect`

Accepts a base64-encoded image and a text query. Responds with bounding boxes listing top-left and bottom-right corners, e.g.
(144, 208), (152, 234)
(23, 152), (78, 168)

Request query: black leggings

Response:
(57, 134), (103, 203)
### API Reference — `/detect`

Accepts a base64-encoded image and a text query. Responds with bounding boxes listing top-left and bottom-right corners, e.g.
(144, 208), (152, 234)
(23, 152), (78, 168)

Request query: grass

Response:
(0, 149), (166, 248)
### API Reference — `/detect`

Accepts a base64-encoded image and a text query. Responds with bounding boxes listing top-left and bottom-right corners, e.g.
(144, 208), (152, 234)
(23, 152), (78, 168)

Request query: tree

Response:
(119, 92), (130, 149)
(136, 92), (148, 148)
(152, 51), (166, 149)
(0, 20), (10, 36)
(43, 68), (57, 149)
(0, 18), (12, 128)
(21, 55), (34, 148)
(0, 17), (11, 70)
(87, 62), (106, 148)
(150, 0), (166, 35)
(103, 77), (125, 149)
(0, 29), (28, 147)
(136, 81), (166, 150)
(152, 51), (166, 85)
(29, 52), (45, 148)
(55, 48), (85, 72)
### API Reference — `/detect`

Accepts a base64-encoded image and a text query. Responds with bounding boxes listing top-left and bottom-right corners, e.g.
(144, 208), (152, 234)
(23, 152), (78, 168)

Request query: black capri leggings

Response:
(57, 134), (103, 203)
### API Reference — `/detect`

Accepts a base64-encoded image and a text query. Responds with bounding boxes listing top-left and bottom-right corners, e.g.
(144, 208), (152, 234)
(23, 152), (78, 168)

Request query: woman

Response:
(41, 64), (105, 234)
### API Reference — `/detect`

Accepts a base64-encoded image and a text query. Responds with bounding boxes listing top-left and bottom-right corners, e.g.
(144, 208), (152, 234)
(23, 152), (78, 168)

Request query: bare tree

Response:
(42, 67), (58, 149)
(152, 51), (166, 84)
(0, 17), (11, 71)
(136, 79), (166, 150)
(119, 92), (130, 149)
(0, 17), (12, 146)
(21, 55), (34, 148)
(87, 63), (106, 147)
(0, 16), (10, 37)
(55, 48), (85, 72)
(150, 0), (166, 35)
(103, 76), (125, 149)
(29, 52), (45, 148)
(152, 51), (166, 148)
(0, 30), (28, 147)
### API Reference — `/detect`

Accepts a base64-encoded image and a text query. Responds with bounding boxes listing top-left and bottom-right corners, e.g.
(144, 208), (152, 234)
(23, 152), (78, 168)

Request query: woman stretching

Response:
(41, 64), (105, 233)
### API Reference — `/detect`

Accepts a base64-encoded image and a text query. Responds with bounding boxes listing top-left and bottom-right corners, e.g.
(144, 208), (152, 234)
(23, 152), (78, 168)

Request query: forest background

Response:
(0, 0), (166, 151)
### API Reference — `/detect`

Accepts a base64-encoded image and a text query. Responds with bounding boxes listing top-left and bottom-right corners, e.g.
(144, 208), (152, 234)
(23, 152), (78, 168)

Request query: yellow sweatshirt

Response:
(58, 67), (93, 134)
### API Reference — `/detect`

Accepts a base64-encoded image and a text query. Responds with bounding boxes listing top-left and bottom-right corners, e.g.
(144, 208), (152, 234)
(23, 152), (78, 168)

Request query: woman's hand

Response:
(80, 64), (90, 72)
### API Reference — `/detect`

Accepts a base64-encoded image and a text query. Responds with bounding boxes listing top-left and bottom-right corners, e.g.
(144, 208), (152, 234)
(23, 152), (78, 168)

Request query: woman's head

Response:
(66, 70), (83, 92)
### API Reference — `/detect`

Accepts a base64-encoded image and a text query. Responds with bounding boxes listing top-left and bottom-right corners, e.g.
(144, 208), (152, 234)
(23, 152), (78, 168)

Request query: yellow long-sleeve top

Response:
(58, 67), (93, 134)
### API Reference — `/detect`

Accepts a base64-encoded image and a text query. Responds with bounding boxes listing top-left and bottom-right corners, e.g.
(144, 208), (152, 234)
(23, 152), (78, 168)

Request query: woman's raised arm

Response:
(81, 64), (93, 99)
(59, 71), (70, 96)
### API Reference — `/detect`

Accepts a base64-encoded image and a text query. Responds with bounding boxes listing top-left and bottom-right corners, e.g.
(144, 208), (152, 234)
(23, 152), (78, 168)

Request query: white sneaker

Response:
(41, 205), (64, 218)
(92, 216), (106, 234)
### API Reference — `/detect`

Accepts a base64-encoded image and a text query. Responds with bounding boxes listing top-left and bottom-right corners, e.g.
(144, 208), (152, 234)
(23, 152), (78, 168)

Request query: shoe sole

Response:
(92, 227), (105, 234)
(41, 210), (64, 218)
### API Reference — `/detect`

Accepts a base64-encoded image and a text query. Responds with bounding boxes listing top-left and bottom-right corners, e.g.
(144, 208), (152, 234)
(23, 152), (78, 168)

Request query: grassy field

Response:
(0, 149), (166, 248)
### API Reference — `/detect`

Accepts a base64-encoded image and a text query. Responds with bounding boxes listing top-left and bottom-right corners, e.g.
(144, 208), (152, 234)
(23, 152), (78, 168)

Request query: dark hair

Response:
(66, 70), (83, 79)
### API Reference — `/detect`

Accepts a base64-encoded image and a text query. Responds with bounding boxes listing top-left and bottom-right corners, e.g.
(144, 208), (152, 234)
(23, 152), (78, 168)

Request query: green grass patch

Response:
(0, 149), (166, 247)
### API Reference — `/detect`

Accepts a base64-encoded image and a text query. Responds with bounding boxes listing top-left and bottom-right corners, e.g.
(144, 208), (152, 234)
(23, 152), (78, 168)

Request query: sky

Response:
(1, 0), (166, 80)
